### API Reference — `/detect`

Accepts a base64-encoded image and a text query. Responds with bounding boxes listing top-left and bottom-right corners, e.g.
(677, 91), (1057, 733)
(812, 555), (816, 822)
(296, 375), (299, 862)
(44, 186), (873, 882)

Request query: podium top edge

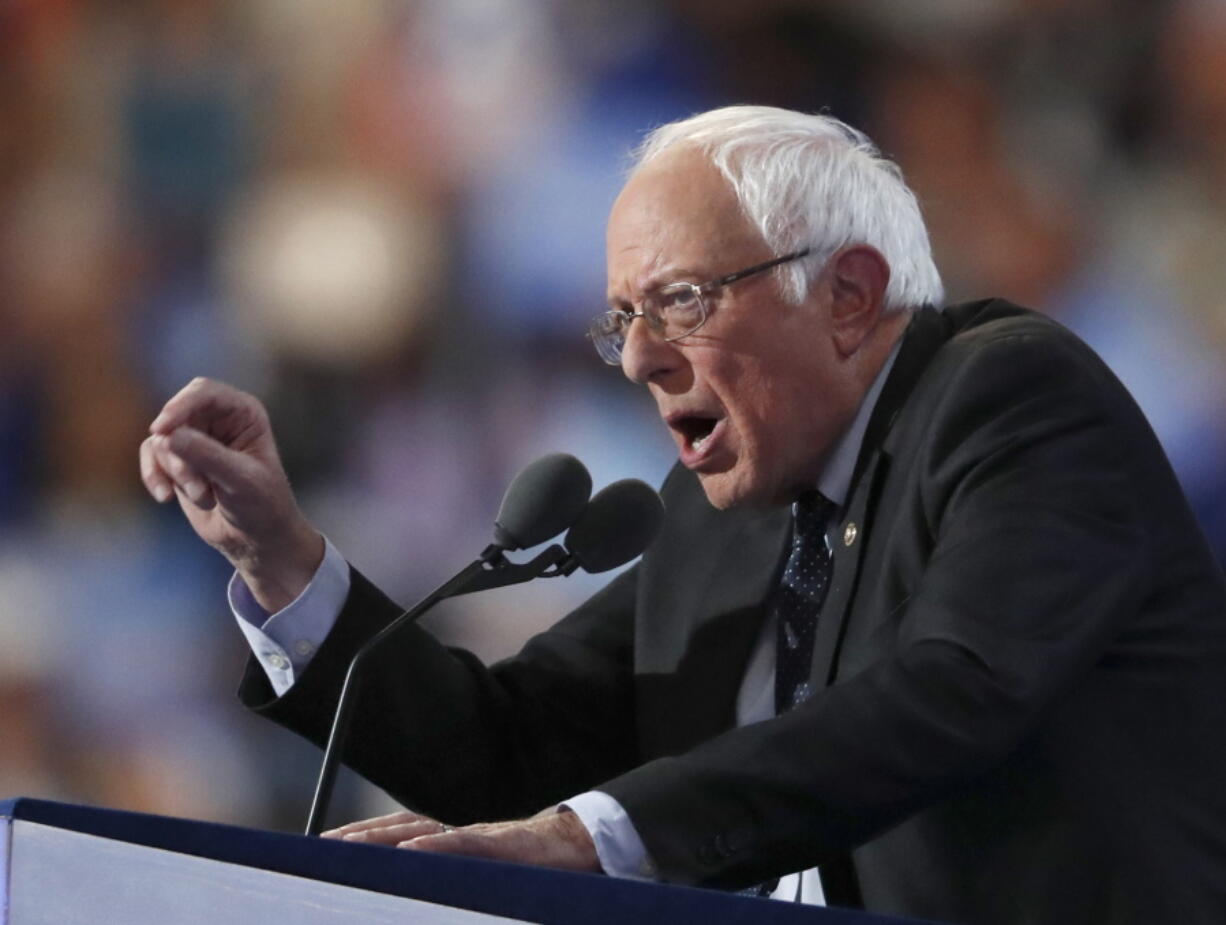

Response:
(0, 797), (120, 823)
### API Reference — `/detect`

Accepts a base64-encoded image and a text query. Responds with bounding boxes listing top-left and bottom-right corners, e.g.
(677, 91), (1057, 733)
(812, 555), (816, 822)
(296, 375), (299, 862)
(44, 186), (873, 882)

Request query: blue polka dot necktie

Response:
(775, 491), (836, 715)
(743, 491), (838, 900)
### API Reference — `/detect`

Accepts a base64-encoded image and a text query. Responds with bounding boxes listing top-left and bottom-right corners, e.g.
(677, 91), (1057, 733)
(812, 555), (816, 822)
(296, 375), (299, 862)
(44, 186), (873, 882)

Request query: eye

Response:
(655, 285), (699, 311)
(652, 284), (704, 334)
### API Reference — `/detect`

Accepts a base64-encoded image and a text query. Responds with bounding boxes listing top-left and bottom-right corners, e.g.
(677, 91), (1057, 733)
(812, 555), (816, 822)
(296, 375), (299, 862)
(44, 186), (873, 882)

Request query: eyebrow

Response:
(606, 267), (704, 308)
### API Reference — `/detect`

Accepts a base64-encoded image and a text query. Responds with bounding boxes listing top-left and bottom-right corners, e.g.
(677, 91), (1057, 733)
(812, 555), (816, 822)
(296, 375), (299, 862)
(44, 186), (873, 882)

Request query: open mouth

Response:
(675, 415), (719, 452)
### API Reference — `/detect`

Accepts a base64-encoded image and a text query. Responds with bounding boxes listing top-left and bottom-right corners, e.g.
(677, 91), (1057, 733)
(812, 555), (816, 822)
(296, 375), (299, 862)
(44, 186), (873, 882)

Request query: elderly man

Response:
(141, 107), (1226, 924)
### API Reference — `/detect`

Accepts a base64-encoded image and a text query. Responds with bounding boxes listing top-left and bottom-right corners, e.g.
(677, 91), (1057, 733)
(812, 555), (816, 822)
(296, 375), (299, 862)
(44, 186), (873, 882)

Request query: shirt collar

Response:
(815, 339), (902, 509)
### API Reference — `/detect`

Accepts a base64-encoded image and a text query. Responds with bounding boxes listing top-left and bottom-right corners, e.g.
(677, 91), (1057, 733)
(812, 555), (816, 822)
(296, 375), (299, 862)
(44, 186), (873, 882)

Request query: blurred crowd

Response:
(1, 0), (1223, 832)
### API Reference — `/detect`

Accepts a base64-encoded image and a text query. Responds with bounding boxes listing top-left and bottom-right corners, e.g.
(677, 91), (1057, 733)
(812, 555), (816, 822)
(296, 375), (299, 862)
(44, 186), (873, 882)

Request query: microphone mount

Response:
(464, 542), (578, 593)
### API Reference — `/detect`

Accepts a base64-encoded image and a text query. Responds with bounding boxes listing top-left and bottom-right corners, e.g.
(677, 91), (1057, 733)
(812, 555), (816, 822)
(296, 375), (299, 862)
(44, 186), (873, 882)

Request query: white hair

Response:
(633, 106), (944, 311)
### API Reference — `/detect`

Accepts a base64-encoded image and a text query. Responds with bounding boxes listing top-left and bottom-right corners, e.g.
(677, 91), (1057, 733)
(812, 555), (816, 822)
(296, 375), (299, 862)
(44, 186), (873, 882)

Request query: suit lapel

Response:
(849, 306), (953, 493)
(811, 450), (887, 686)
(808, 306), (954, 688)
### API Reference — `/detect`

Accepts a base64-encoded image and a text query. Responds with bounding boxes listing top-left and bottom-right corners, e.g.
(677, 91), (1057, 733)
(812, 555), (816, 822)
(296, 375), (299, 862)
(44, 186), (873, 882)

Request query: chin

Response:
(698, 469), (779, 511)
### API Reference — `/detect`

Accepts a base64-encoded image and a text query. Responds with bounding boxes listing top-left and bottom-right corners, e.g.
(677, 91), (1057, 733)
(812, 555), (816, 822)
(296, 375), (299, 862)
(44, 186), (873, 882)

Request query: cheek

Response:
(733, 366), (800, 442)
(741, 369), (829, 474)
(723, 384), (793, 486)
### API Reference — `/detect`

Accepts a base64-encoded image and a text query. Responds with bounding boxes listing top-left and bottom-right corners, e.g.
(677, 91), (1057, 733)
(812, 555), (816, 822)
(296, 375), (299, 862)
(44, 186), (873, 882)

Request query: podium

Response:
(0, 797), (922, 924)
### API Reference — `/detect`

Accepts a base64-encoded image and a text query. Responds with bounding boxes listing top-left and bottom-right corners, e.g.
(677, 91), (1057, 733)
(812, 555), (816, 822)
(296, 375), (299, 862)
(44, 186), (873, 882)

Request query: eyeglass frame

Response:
(589, 248), (813, 365)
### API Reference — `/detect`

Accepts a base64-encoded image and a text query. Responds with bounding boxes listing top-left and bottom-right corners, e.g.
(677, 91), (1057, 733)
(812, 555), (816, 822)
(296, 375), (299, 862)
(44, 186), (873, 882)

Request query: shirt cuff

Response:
(229, 537), (351, 697)
(562, 791), (657, 881)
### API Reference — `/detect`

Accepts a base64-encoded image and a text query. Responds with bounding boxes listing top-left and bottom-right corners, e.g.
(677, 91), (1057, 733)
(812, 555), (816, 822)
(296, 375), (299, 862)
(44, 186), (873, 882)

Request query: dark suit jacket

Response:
(242, 300), (1226, 924)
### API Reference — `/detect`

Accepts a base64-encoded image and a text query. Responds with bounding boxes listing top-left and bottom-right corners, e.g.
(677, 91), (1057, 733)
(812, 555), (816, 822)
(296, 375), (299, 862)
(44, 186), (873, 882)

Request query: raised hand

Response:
(140, 377), (323, 612)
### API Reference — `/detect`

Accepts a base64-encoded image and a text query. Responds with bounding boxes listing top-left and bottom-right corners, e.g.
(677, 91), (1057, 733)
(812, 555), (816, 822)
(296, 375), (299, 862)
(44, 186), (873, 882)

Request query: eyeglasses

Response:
(588, 248), (812, 365)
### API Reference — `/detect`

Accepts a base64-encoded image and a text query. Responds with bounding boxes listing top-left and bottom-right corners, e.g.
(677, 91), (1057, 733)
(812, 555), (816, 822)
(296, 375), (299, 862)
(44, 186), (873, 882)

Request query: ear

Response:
(827, 245), (890, 357)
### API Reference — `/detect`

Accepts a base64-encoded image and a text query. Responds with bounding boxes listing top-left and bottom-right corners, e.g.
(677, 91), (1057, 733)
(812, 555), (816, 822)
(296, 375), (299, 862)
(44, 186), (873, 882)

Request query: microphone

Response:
(304, 457), (662, 835)
(492, 453), (591, 551)
(561, 479), (665, 574)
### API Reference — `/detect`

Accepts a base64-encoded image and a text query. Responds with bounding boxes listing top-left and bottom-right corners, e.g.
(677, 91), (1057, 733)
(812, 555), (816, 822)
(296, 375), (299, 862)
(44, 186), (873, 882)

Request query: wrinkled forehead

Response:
(606, 147), (768, 293)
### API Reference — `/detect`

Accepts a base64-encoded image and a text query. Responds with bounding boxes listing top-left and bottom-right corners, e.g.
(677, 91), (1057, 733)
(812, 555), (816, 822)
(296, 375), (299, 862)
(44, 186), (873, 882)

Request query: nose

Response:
(620, 315), (683, 385)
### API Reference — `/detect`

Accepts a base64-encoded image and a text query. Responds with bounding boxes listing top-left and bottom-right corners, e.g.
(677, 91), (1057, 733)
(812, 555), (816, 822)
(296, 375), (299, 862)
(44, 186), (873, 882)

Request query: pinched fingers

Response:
(144, 432), (216, 509)
(139, 435), (175, 503)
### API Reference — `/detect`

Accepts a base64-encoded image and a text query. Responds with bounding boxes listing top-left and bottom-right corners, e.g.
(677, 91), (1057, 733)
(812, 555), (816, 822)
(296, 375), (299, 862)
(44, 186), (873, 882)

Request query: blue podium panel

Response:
(0, 798), (928, 925)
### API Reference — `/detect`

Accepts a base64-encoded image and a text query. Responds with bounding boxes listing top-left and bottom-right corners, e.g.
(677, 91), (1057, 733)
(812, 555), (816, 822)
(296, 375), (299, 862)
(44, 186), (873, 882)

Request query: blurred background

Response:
(1, 0), (1224, 831)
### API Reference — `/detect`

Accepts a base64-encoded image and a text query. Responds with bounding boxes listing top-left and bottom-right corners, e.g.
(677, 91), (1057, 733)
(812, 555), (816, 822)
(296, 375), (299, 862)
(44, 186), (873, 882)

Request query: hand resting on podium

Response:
(322, 807), (600, 873)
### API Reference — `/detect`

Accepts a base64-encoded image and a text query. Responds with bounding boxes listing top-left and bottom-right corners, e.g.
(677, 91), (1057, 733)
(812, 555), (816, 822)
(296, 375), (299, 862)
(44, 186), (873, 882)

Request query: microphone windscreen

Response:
(493, 453), (592, 550)
(565, 479), (664, 573)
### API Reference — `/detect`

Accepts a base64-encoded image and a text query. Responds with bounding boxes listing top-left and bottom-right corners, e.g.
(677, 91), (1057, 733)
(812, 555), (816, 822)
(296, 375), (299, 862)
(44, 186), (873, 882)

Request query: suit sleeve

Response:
(599, 325), (1158, 888)
(239, 561), (642, 824)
